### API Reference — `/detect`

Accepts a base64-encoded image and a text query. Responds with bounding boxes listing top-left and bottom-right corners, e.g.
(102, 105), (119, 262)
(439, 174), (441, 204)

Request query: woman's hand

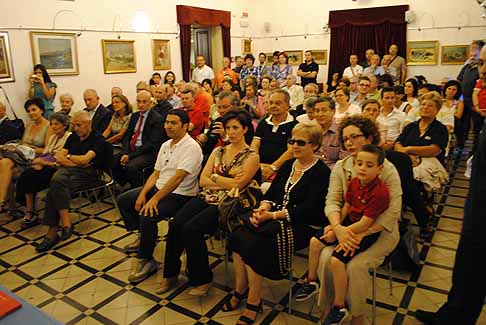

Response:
(252, 209), (273, 225)
(261, 164), (274, 180)
(334, 224), (360, 251)
(395, 145), (409, 154)
(321, 229), (336, 243)
(334, 243), (356, 257)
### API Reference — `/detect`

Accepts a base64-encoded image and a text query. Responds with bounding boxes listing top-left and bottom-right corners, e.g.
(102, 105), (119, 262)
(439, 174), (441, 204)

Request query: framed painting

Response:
(441, 45), (469, 65)
(30, 31), (79, 75)
(285, 50), (303, 65)
(311, 50), (328, 65)
(406, 41), (439, 65)
(242, 39), (252, 54)
(152, 39), (171, 70)
(0, 31), (15, 82)
(102, 40), (136, 74)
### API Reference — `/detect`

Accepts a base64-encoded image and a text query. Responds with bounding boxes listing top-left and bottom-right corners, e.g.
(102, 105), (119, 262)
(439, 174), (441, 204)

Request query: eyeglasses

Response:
(288, 138), (310, 146)
(342, 133), (364, 142)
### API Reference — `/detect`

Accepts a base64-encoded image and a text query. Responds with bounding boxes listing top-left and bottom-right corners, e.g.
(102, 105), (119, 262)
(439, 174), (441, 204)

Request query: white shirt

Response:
(282, 85), (304, 109)
(85, 104), (101, 119)
(343, 65), (363, 79)
(135, 111), (149, 148)
(334, 103), (361, 125)
(296, 114), (319, 125)
(192, 65), (215, 83)
(377, 108), (405, 142)
(154, 133), (203, 196)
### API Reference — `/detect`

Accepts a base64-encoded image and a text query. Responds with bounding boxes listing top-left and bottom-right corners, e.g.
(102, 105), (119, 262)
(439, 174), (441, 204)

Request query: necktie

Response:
(130, 114), (144, 151)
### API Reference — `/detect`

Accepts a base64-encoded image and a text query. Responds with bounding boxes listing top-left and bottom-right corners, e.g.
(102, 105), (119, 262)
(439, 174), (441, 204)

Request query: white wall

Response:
(0, 0), (257, 120)
(243, 0), (486, 85)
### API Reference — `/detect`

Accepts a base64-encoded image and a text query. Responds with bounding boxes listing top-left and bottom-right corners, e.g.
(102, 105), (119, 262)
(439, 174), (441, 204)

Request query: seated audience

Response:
(257, 52), (270, 76)
(381, 54), (398, 80)
(404, 93), (454, 133)
(318, 115), (401, 324)
(157, 110), (260, 295)
(215, 57), (238, 89)
(241, 83), (265, 126)
(442, 79), (464, 133)
(232, 56), (244, 75)
(271, 52), (293, 88)
(106, 87), (123, 112)
(362, 54), (382, 76)
(240, 54), (261, 90)
(166, 84), (181, 108)
(334, 87), (361, 125)
(149, 72), (162, 86)
(269, 78), (280, 91)
(102, 94), (132, 153)
(258, 75), (273, 98)
(152, 85), (173, 120)
(282, 75), (304, 110)
(296, 97), (318, 125)
(117, 109), (203, 283)
(180, 88), (206, 138)
(59, 93), (74, 116)
(297, 50), (319, 87)
(349, 77), (359, 102)
(164, 71), (176, 85)
(342, 54), (363, 79)
(251, 90), (297, 181)
(293, 83), (320, 117)
(326, 72), (340, 95)
(367, 74), (381, 100)
(394, 85), (413, 113)
(16, 113), (71, 229)
(314, 96), (348, 168)
(192, 55), (215, 85)
(112, 90), (164, 188)
(28, 64), (57, 119)
(376, 87), (406, 150)
(82, 89), (112, 134)
(360, 48), (375, 69)
(361, 99), (387, 146)
(35, 111), (108, 252)
(351, 76), (371, 107)
(297, 145), (389, 325)
(404, 78), (420, 109)
(174, 80), (186, 96)
(228, 123), (330, 324)
(190, 82), (211, 128)
(136, 81), (151, 93)
(0, 101), (23, 145)
(0, 98), (52, 214)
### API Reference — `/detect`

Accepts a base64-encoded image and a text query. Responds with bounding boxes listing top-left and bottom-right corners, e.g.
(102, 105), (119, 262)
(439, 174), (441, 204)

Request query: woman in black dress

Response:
(227, 122), (331, 325)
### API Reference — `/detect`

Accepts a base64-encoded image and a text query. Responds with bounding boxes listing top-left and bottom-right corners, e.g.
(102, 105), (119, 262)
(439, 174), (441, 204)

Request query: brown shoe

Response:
(156, 277), (178, 294)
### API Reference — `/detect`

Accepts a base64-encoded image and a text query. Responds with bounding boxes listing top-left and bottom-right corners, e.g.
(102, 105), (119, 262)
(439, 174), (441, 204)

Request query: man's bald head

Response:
(83, 89), (100, 109)
(72, 111), (92, 138)
(111, 87), (123, 97)
(136, 90), (153, 113)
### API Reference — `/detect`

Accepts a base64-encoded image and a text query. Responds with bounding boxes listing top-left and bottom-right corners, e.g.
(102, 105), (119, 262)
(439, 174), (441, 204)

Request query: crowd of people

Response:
(0, 40), (485, 325)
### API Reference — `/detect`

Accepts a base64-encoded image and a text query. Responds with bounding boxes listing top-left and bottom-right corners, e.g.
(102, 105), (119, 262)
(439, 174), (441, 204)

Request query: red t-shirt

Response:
(194, 94), (210, 128)
(185, 107), (205, 138)
(345, 176), (390, 223)
(474, 79), (486, 110)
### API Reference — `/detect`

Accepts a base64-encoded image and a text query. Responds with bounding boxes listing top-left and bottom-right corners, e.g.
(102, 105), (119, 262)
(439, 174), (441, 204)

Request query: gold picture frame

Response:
(311, 50), (328, 65)
(102, 39), (137, 74)
(441, 45), (469, 65)
(242, 39), (252, 54)
(30, 31), (79, 76)
(406, 41), (439, 65)
(285, 50), (303, 66)
(152, 39), (171, 70)
(0, 31), (15, 82)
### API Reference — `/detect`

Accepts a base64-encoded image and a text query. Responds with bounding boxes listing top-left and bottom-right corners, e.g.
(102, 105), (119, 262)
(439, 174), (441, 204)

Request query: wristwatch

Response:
(270, 164), (278, 172)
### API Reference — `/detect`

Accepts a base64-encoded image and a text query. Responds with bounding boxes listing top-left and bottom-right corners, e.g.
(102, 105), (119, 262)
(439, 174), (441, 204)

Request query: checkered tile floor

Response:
(1, 142), (486, 324)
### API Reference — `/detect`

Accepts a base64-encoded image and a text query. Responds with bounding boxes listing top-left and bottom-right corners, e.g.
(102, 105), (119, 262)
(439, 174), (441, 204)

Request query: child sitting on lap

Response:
(295, 144), (390, 325)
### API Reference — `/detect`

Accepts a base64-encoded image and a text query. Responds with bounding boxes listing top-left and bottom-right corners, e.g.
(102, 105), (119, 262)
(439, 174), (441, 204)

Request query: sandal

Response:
(236, 301), (262, 325)
(222, 290), (248, 312)
(21, 211), (39, 229)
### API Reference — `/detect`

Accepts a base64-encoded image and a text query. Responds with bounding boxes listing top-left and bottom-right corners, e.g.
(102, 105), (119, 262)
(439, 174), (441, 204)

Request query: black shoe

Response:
(295, 281), (319, 302)
(322, 306), (350, 325)
(222, 290), (248, 312)
(60, 225), (73, 241)
(414, 309), (439, 324)
(236, 301), (262, 325)
(36, 236), (60, 252)
(21, 212), (39, 229)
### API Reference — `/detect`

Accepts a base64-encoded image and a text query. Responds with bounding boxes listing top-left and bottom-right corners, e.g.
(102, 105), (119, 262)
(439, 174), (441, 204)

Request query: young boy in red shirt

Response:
(295, 144), (390, 325)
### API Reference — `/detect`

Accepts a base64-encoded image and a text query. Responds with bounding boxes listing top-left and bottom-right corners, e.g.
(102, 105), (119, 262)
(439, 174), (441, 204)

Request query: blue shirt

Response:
(240, 66), (261, 81)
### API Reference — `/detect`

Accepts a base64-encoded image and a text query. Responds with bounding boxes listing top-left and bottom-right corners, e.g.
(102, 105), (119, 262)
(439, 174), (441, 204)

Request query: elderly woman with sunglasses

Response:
(227, 122), (331, 325)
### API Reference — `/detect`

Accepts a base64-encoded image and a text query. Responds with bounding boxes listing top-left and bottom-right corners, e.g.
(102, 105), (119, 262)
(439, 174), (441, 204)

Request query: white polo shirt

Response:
(154, 133), (203, 196)
(192, 65), (215, 83)
(343, 65), (363, 79)
(377, 108), (405, 142)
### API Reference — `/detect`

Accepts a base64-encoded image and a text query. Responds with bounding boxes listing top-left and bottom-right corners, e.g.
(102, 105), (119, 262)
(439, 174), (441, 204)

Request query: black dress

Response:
(230, 158), (330, 280)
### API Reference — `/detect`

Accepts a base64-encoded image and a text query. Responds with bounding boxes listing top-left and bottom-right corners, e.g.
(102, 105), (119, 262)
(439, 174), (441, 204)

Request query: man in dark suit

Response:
(152, 85), (173, 121)
(0, 101), (23, 145)
(83, 89), (112, 134)
(112, 90), (166, 188)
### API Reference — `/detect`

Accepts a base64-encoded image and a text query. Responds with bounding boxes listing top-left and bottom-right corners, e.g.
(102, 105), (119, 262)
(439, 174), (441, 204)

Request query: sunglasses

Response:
(287, 138), (310, 146)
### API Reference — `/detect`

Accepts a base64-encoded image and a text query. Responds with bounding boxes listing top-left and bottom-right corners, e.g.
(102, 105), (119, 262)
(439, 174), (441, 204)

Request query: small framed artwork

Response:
(0, 31), (15, 82)
(242, 39), (252, 54)
(265, 53), (274, 66)
(30, 31), (79, 75)
(406, 41), (440, 65)
(311, 50), (328, 65)
(102, 40), (136, 74)
(441, 45), (469, 65)
(285, 50), (303, 65)
(152, 39), (171, 70)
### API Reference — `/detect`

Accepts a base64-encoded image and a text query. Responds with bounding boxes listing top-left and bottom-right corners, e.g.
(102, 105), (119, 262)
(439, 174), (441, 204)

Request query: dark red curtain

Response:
(328, 5), (409, 80)
(176, 5), (231, 81)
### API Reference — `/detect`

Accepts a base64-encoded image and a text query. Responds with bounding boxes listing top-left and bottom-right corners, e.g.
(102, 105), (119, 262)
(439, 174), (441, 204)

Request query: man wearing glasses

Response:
(351, 76), (371, 107)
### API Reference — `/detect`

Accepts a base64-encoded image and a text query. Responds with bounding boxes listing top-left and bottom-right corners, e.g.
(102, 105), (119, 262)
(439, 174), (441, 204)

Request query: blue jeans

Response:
(117, 186), (192, 259)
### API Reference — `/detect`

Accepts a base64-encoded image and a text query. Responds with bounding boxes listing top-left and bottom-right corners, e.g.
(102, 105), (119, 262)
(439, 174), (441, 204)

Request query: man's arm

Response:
(147, 169), (188, 203)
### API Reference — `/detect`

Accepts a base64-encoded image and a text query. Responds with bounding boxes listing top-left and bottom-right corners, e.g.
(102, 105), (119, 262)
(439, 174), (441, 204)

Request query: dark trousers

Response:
(163, 196), (219, 286)
(455, 99), (472, 148)
(112, 152), (154, 188)
(471, 111), (485, 154)
(117, 186), (192, 259)
(386, 151), (430, 227)
(16, 166), (57, 205)
(43, 167), (99, 227)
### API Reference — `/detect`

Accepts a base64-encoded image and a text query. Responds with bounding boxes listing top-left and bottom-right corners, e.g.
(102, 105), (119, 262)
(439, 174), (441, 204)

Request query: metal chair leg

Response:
(372, 268), (376, 325)
(106, 184), (121, 221)
(288, 268), (293, 314)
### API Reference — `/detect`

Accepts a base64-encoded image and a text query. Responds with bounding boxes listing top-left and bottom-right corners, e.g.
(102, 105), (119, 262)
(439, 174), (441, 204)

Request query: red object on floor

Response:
(0, 291), (22, 318)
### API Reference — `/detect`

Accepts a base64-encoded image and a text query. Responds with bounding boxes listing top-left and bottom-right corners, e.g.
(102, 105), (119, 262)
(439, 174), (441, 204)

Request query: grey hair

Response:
(72, 111), (91, 122)
(83, 89), (98, 97)
(49, 112), (70, 130)
(59, 93), (74, 103)
(304, 83), (319, 95)
(217, 91), (238, 106)
(271, 89), (290, 105)
(304, 96), (318, 109)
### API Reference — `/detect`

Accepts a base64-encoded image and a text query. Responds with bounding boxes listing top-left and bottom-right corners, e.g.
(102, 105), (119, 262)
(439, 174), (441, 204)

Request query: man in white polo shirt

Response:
(192, 55), (215, 85)
(117, 109), (203, 284)
(376, 87), (405, 150)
